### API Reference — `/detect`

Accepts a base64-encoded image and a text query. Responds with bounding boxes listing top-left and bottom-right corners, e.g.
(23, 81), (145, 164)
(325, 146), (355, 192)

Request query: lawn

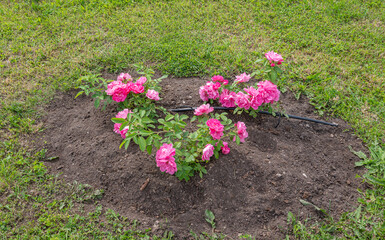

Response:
(1, 0), (384, 239)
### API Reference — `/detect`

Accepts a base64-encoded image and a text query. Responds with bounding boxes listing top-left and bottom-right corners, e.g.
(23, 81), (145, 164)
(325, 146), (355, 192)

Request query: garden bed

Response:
(34, 76), (366, 239)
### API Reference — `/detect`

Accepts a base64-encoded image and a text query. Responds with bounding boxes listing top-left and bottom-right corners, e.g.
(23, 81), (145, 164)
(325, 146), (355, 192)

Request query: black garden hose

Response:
(169, 106), (338, 127)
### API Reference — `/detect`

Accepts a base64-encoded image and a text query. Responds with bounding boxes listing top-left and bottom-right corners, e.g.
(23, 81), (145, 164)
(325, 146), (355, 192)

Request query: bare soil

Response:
(33, 76), (366, 239)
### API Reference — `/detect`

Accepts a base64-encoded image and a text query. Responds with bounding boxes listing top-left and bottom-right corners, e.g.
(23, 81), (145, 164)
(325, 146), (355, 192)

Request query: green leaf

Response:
(75, 91), (84, 99)
(146, 145), (153, 155)
(174, 142), (182, 148)
(185, 155), (195, 163)
(205, 210), (216, 229)
(142, 117), (154, 124)
(124, 138), (131, 150)
(365, 175), (385, 186)
(180, 115), (189, 121)
(190, 116), (197, 122)
(94, 98), (100, 109)
(189, 132), (198, 139)
(175, 164), (193, 182)
(119, 122), (129, 131)
(164, 122), (173, 129)
(236, 135), (241, 145)
(138, 137), (147, 152)
(146, 136), (153, 145)
(138, 129), (152, 136)
(165, 114), (174, 121)
(349, 146), (368, 160)
(299, 199), (327, 215)
(153, 139), (160, 149)
(111, 118), (126, 124)
(119, 139), (126, 149)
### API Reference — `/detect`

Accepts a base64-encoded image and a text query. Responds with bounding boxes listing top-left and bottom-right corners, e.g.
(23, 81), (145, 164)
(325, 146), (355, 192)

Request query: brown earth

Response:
(33, 76), (366, 239)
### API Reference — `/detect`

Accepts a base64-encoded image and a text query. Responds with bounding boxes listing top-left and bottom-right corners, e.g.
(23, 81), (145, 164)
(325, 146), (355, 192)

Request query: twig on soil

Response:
(140, 178), (150, 191)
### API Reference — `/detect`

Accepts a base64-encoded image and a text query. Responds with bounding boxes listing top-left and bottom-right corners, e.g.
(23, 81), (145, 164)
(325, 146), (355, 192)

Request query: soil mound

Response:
(35, 77), (366, 239)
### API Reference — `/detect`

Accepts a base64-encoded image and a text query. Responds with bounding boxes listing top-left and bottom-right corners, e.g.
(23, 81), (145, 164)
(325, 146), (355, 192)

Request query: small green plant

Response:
(190, 210), (227, 239)
(350, 143), (385, 186)
(205, 210), (216, 229)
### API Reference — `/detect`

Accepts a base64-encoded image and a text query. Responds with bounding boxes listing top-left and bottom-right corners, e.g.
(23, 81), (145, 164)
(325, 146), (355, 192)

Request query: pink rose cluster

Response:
(105, 73), (160, 102)
(199, 74), (280, 111)
(156, 143), (177, 175)
(113, 109), (133, 138)
(265, 51), (283, 67)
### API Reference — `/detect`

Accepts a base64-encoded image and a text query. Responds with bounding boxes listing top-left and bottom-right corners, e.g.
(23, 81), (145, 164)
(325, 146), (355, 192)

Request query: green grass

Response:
(1, 0), (385, 238)
(1, 0), (384, 144)
(0, 140), (175, 239)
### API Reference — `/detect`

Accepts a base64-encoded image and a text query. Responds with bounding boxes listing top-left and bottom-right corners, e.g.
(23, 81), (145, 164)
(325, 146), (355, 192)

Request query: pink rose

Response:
(113, 109), (133, 138)
(194, 104), (214, 116)
(265, 51), (283, 66)
(119, 127), (130, 138)
(202, 144), (214, 161)
(199, 86), (209, 101)
(105, 80), (122, 95)
(156, 143), (177, 175)
(211, 75), (229, 85)
(199, 82), (220, 101)
(244, 86), (263, 110)
(131, 83), (145, 94)
(235, 92), (251, 110)
(136, 76), (147, 85)
(146, 89), (160, 101)
(113, 87), (129, 102)
(234, 121), (248, 142)
(213, 82), (221, 90)
(221, 141), (230, 154)
(117, 73), (132, 82)
(219, 89), (237, 108)
(211, 75), (224, 82)
(106, 81), (129, 102)
(256, 80), (280, 104)
(206, 119), (224, 140)
(115, 109), (131, 119)
(235, 73), (251, 84)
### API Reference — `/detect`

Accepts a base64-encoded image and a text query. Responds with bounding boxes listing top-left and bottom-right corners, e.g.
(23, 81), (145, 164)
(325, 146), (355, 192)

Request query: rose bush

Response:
(78, 52), (283, 181)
